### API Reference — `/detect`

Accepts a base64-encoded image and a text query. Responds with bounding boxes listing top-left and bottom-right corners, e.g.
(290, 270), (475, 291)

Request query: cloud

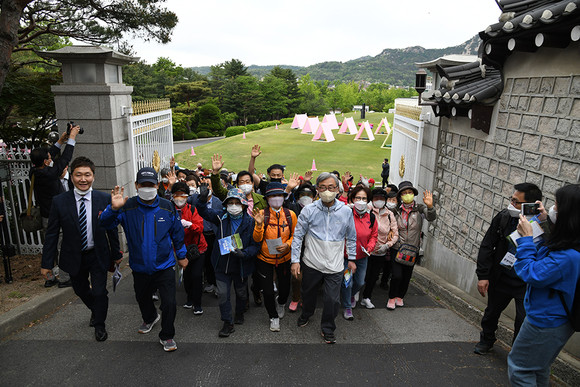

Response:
(129, 0), (500, 67)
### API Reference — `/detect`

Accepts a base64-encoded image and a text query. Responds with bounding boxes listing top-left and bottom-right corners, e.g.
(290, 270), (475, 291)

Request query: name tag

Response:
(500, 252), (517, 268)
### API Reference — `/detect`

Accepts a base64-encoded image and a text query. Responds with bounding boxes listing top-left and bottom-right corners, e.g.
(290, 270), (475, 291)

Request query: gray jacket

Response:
(393, 202), (436, 249)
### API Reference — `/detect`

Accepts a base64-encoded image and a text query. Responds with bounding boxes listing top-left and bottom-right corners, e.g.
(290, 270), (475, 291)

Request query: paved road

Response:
(0, 269), (510, 386)
(174, 137), (224, 154)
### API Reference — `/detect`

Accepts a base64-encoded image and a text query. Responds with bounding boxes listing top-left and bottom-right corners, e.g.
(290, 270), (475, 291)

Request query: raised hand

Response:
(167, 169), (177, 186)
(111, 185), (128, 210)
(423, 190), (433, 208)
(252, 208), (264, 225)
(251, 144), (261, 158)
(286, 172), (300, 191)
(342, 171), (351, 188)
(304, 170), (313, 182)
(169, 156), (175, 170)
(211, 154), (224, 175)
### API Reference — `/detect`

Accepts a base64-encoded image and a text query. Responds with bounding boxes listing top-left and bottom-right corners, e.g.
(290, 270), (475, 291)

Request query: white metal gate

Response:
(0, 145), (43, 254)
(390, 99), (424, 187)
(129, 99), (175, 178)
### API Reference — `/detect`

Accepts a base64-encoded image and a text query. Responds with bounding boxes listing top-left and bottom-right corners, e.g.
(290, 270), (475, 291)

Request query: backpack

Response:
(263, 207), (293, 239)
(556, 248), (580, 331)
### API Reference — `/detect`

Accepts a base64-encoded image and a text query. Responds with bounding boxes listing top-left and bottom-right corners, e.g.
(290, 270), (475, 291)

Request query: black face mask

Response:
(270, 178), (282, 183)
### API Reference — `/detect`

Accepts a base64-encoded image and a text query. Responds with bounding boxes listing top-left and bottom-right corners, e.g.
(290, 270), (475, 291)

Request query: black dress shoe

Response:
(95, 327), (108, 342)
(58, 280), (72, 288)
(44, 279), (58, 288)
(89, 312), (96, 327)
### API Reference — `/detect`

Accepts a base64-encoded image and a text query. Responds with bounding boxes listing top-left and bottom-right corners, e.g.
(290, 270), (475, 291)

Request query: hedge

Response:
(196, 131), (214, 138)
(225, 126), (245, 137)
(280, 117), (293, 124)
(183, 132), (198, 140)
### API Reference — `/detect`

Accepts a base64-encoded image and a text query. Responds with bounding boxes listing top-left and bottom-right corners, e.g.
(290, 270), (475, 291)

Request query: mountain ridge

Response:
(191, 35), (480, 86)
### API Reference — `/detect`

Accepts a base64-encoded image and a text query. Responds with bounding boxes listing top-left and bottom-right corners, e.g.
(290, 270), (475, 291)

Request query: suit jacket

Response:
(41, 189), (122, 276)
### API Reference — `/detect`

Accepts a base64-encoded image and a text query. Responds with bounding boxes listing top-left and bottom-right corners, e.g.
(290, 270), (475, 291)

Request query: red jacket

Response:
(177, 203), (207, 253)
(352, 210), (378, 260)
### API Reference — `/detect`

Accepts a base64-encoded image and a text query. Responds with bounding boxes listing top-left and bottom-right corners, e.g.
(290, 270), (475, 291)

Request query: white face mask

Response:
(354, 200), (368, 212)
(173, 197), (187, 208)
(239, 184), (253, 195)
(507, 203), (521, 218)
(267, 196), (284, 209)
(161, 178), (169, 184)
(190, 187), (200, 195)
(373, 200), (385, 209)
(548, 205), (557, 224)
(298, 196), (313, 207)
(48, 160), (54, 168)
(138, 187), (157, 201)
(74, 187), (92, 196)
(319, 190), (336, 203)
(386, 202), (397, 210)
(227, 204), (243, 216)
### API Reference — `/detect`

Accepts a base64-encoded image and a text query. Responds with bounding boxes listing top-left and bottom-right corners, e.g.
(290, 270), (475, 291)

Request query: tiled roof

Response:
(429, 60), (503, 115)
(481, 0), (580, 39)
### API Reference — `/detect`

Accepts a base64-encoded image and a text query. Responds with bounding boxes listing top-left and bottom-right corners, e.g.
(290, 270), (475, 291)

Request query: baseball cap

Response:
(136, 167), (158, 184)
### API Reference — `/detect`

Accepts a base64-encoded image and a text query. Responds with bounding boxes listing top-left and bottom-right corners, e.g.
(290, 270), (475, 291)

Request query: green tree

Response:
(165, 81), (211, 107)
(196, 103), (223, 135)
(259, 75), (289, 120)
(222, 76), (261, 125)
(0, 0), (178, 94)
(298, 74), (328, 116)
(270, 66), (301, 113)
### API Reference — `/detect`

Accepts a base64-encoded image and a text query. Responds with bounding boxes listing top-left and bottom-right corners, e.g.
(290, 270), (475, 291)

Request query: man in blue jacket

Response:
(100, 167), (188, 352)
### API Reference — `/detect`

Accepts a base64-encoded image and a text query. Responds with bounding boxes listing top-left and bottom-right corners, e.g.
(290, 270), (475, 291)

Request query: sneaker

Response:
(361, 298), (375, 309)
(351, 296), (356, 309)
(321, 331), (336, 344)
(193, 306), (203, 315)
(276, 296), (285, 319)
(273, 281), (278, 293)
(354, 291), (360, 302)
(160, 338), (177, 352)
(343, 308), (354, 321)
(204, 284), (216, 293)
(218, 322), (235, 337)
(386, 299), (396, 310)
(44, 278), (58, 288)
(288, 301), (299, 312)
(152, 291), (159, 301)
(395, 297), (404, 307)
(138, 313), (160, 334)
(297, 315), (309, 327)
(474, 341), (494, 355)
(234, 313), (244, 325)
(269, 317), (280, 332)
(183, 302), (193, 309)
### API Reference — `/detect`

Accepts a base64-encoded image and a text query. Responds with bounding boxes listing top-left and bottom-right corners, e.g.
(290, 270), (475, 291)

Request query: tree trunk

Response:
(0, 0), (32, 95)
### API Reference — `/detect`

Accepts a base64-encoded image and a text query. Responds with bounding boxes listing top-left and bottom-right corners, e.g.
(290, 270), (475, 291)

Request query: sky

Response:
(128, 0), (501, 68)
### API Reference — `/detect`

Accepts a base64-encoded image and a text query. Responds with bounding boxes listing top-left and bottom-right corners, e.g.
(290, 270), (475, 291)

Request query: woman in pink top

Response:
(340, 185), (378, 321)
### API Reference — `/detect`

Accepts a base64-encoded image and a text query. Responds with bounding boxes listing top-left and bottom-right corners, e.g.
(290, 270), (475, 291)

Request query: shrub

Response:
(280, 117), (293, 124)
(245, 123), (260, 131)
(196, 131), (214, 138)
(197, 103), (224, 134)
(225, 126), (245, 137)
(183, 132), (198, 140)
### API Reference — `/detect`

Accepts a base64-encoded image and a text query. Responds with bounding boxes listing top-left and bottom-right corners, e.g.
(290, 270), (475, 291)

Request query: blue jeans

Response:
(507, 317), (574, 387)
(341, 258), (368, 309)
(215, 272), (248, 324)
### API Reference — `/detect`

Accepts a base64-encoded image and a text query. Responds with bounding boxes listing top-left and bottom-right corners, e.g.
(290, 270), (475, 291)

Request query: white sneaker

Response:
(273, 281), (278, 293)
(276, 296), (285, 319)
(270, 317), (280, 332)
(361, 298), (375, 309)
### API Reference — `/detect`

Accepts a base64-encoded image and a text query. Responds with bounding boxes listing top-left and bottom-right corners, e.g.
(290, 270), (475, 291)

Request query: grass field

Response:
(175, 112), (393, 181)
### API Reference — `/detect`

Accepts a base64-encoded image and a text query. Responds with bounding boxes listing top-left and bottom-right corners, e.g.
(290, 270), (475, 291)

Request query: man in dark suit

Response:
(41, 156), (122, 342)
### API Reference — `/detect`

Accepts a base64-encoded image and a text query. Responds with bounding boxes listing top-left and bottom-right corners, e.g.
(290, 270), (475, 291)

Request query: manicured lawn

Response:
(175, 112), (393, 181)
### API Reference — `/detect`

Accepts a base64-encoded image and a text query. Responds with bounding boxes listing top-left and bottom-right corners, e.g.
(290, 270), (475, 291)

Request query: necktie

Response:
(79, 197), (87, 251)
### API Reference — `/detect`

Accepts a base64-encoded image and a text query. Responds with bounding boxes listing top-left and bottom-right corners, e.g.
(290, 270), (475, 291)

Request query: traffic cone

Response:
(243, 132), (246, 139)
(275, 123), (278, 130)
(191, 146), (195, 156)
(311, 159), (317, 171)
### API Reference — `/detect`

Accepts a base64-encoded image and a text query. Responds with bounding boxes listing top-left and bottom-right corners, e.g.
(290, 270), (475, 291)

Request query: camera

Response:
(66, 121), (84, 135)
(522, 203), (540, 216)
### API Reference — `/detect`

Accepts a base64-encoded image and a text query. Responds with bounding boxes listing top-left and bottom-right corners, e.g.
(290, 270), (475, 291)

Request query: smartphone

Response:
(522, 203), (540, 216)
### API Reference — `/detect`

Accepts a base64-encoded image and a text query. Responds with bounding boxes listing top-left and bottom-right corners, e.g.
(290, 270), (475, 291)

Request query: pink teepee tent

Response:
(312, 122), (336, 142)
(338, 117), (358, 135)
(322, 114), (340, 130)
(291, 114), (308, 129)
(301, 117), (320, 134)
(354, 121), (375, 141)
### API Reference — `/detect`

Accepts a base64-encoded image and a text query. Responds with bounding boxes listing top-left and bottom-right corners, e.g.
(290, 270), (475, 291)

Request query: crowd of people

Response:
(35, 133), (580, 385)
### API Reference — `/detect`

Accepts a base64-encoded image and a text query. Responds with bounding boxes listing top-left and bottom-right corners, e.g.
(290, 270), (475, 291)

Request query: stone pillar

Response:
(38, 46), (138, 193)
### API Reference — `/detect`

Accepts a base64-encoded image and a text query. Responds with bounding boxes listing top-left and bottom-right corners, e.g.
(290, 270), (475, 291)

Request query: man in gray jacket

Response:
(291, 172), (357, 344)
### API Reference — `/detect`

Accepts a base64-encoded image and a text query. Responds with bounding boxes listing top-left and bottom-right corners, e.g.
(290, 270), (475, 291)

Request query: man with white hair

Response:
(291, 172), (357, 344)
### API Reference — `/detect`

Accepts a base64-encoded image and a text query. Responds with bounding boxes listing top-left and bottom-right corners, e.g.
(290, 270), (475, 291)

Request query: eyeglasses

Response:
(354, 196), (367, 201)
(318, 186), (337, 192)
(510, 198), (525, 205)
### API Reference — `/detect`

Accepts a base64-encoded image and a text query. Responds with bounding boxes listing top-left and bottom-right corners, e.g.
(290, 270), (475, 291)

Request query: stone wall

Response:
(432, 74), (580, 265)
